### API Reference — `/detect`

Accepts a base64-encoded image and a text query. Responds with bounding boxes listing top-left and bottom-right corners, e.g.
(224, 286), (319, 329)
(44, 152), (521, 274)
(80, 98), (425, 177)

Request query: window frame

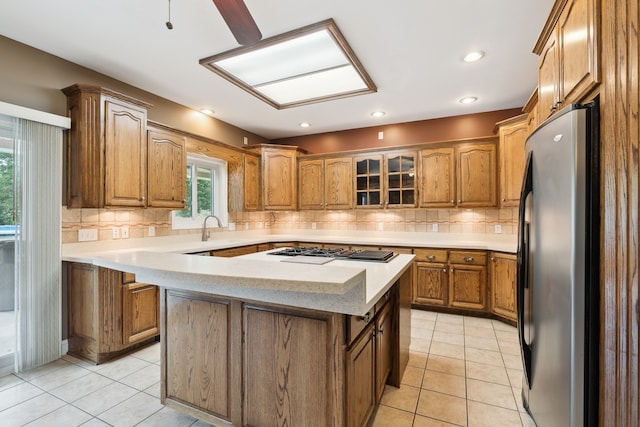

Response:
(171, 154), (228, 230)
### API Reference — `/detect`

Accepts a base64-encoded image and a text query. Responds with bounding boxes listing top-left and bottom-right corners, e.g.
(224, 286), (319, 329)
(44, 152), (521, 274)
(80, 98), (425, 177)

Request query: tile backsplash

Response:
(62, 206), (518, 244)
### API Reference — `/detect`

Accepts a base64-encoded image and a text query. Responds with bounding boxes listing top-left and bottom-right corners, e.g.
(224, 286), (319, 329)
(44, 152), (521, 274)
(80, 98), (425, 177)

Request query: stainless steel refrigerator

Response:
(517, 102), (599, 426)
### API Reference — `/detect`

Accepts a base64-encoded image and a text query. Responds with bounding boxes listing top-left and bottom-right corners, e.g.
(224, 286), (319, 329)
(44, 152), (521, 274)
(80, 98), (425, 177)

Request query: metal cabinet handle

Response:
(139, 196), (146, 202)
(450, 200), (454, 204)
(378, 328), (384, 335)
(427, 255), (436, 260)
(442, 268), (447, 272)
(458, 199), (461, 203)
(464, 257), (474, 262)
(359, 313), (371, 323)
(491, 257), (496, 262)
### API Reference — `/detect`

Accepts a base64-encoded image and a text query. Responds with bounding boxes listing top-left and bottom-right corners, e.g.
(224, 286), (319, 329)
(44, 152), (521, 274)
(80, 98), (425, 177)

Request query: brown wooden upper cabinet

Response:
(355, 151), (416, 208)
(419, 141), (497, 208)
(535, 0), (599, 121)
(63, 84), (186, 209)
(243, 153), (261, 211)
(299, 157), (353, 210)
(497, 115), (528, 207)
(259, 145), (300, 210)
(146, 128), (186, 209)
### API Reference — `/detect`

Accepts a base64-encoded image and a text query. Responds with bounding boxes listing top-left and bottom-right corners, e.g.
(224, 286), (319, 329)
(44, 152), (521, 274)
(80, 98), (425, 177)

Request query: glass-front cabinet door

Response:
(354, 152), (416, 208)
(355, 155), (383, 207)
(385, 152), (416, 207)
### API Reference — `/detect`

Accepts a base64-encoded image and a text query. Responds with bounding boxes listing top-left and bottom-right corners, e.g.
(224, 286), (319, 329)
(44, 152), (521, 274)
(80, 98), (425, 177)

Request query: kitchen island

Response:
(91, 248), (414, 427)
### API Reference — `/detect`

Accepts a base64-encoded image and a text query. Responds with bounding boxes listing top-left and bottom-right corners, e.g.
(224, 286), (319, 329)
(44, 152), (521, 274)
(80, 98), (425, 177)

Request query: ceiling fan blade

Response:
(212, 0), (262, 45)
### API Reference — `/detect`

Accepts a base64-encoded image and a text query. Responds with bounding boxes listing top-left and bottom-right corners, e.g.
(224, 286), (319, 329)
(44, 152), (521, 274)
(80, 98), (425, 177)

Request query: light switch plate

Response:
(378, 222), (384, 231)
(148, 226), (155, 237)
(494, 224), (502, 234)
(432, 223), (439, 232)
(121, 226), (129, 239)
(112, 227), (120, 239)
(78, 228), (98, 241)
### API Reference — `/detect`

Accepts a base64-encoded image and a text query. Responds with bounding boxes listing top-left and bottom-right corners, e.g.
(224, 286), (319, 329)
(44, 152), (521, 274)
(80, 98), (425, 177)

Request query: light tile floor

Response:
(371, 310), (536, 427)
(0, 310), (535, 426)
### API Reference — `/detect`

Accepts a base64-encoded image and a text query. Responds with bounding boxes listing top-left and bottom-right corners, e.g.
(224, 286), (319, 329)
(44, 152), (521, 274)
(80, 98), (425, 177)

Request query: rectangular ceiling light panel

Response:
(200, 19), (377, 109)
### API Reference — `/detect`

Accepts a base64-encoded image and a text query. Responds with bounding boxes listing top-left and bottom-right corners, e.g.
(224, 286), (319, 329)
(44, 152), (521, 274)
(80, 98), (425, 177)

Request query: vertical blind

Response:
(14, 118), (64, 372)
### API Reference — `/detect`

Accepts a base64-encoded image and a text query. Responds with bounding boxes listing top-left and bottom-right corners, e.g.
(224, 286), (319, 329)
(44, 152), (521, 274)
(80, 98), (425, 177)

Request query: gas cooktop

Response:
(268, 246), (395, 262)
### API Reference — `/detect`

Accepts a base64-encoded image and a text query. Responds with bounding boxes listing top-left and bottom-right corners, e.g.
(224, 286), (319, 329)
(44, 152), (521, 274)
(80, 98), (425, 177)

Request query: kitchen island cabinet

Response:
(65, 263), (159, 364)
(89, 249), (413, 427)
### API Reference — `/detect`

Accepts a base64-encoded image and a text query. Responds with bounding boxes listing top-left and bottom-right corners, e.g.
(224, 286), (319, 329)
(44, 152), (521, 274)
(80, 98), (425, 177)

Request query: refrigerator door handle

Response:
(518, 152), (533, 387)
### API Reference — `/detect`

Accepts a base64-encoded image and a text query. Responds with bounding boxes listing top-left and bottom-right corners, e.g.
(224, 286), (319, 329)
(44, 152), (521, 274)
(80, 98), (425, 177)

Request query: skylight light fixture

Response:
(299, 122), (311, 128)
(370, 111), (386, 118)
(199, 19), (377, 109)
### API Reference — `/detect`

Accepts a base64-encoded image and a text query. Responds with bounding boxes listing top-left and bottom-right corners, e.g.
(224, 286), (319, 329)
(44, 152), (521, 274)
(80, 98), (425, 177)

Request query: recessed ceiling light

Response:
(200, 108), (215, 115)
(370, 111), (386, 118)
(299, 122), (311, 128)
(463, 51), (485, 63)
(459, 96), (478, 104)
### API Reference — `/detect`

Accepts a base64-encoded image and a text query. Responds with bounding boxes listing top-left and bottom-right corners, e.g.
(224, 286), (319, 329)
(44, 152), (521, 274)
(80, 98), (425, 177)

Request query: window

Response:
(172, 154), (228, 229)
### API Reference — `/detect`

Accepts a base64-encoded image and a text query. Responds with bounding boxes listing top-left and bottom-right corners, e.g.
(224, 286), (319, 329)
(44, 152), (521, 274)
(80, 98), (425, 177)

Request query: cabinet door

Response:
(244, 306), (331, 427)
(457, 143), (497, 208)
(413, 262), (448, 306)
(499, 119), (528, 207)
(243, 153), (261, 211)
(298, 159), (324, 210)
(385, 152), (416, 207)
(490, 253), (517, 321)
(166, 291), (232, 419)
(354, 155), (383, 208)
(147, 129), (186, 208)
(557, 0), (598, 105)
(104, 99), (147, 207)
(263, 148), (297, 210)
(122, 282), (159, 344)
(418, 147), (455, 208)
(375, 302), (393, 402)
(346, 322), (376, 427)
(449, 265), (487, 311)
(537, 32), (559, 121)
(324, 157), (354, 209)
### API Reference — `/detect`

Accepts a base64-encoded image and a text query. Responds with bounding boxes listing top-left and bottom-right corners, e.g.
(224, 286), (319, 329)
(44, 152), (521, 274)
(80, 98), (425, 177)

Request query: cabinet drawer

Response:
(347, 309), (375, 346)
(449, 251), (486, 265)
(413, 248), (448, 263)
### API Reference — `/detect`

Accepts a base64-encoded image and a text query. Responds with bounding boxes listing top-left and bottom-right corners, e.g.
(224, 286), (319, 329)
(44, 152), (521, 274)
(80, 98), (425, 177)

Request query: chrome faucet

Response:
(201, 214), (222, 241)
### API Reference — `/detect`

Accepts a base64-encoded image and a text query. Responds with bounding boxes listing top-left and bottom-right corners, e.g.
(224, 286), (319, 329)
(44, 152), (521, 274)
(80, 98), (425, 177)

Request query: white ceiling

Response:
(0, 0), (553, 140)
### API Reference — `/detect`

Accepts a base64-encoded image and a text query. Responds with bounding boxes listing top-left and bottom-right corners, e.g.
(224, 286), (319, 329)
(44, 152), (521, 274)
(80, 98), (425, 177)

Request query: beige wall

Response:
(0, 35), (269, 148)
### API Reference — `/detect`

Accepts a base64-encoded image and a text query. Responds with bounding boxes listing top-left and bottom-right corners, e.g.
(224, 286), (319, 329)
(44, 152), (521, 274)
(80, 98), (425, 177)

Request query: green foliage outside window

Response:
(0, 152), (14, 226)
(175, 163), (214, 219)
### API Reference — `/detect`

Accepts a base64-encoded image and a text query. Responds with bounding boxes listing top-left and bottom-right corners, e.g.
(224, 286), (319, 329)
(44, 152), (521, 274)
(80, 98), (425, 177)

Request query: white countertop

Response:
(62, 229), (517, 264)
(62, 230), (515, 315)
(91, 248), (415, 316)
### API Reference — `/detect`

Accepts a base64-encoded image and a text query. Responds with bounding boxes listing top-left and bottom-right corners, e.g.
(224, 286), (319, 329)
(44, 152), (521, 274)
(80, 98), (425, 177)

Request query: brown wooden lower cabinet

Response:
(489, 252), (517, 321)
(160, 270), (411, 427)
(346, 321), (376, 427)
(66, 262), (159, 364)
(412, 249), (515, 324)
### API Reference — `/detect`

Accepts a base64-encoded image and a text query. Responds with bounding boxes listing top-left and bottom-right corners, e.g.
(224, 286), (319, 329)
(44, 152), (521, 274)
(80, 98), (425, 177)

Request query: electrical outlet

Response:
(78, 228), (98, 242)
(311, 222), (317, 230)
(432, 223), (439, 232)
(228, 222), (236, 231)
(121, 226), (129, 239)
(148, 226), (155, 237)
(494, 224), (502, 234)
(378, 222), (384, 231)
(112, 227), (120, 239)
